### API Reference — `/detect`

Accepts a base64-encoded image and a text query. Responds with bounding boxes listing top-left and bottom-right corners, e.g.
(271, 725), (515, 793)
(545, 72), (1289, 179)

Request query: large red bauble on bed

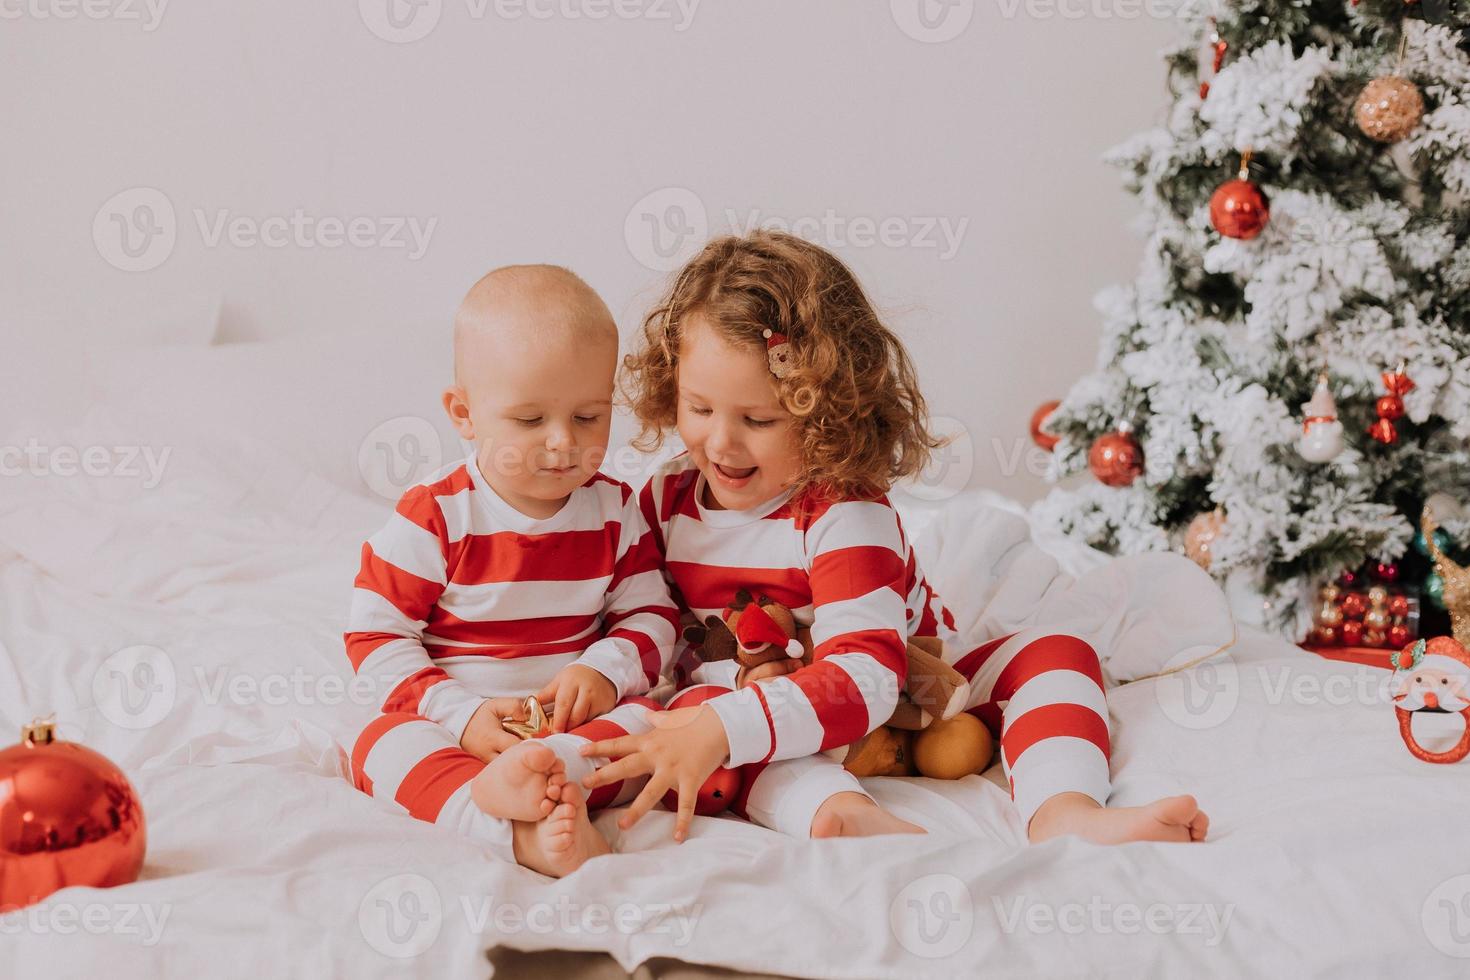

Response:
(0, 720), (147, 909)
(661, 685), (746, 816)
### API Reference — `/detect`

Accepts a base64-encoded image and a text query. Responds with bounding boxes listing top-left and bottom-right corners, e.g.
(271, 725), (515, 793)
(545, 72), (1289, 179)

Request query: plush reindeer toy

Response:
(683, 589), (995, 779)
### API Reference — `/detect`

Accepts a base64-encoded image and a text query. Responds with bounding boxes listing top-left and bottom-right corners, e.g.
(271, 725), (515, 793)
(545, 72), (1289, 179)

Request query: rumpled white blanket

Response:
(2, 413), (1465, 978)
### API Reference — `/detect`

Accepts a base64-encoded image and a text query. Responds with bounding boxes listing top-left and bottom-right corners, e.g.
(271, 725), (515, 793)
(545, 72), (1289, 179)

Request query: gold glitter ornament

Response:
(1355, 75), (1424, 143)
(1184, 509), (1227, 570)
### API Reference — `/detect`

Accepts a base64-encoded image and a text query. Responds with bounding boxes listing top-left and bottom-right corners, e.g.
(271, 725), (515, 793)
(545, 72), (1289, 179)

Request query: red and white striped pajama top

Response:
(345, 453), (680, 740)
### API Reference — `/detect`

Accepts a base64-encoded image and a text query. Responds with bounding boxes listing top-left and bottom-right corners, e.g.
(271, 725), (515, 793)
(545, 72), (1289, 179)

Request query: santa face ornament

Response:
(1391, 637), (1470, 764)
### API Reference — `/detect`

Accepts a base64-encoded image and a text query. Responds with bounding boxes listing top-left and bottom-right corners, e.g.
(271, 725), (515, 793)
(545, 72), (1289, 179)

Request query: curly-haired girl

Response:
(582, 231), (1209, 848)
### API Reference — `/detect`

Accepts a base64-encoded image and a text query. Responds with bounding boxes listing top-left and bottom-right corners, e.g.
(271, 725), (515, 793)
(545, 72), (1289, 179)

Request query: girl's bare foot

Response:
(810, 792), (926, 839)
(511, 783), (611, 878)
(471, 740), (565, 821)
(1028, 792), (1209, 845)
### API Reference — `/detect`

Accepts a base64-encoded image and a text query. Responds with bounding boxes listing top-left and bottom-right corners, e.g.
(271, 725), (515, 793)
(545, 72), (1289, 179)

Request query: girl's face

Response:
(676, 314), (802, 511)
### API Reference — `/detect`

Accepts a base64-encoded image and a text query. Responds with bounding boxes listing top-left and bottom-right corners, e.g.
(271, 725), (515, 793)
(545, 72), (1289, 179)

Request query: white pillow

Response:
(903, 491), (1237, 684)
(2, 291), (220, 435)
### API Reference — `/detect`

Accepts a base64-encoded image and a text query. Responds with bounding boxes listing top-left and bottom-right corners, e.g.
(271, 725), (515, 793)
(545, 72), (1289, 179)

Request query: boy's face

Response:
(676, 315), (801, 511)
(446, 327), (616, 519)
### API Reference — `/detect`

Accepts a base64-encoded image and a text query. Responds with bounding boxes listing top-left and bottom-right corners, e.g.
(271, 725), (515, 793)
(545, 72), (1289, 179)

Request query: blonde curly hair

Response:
(621, 230), (942, 500)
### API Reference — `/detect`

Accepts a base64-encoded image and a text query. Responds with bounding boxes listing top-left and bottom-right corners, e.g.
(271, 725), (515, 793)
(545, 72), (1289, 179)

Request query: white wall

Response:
(1, 0), (1179, 501)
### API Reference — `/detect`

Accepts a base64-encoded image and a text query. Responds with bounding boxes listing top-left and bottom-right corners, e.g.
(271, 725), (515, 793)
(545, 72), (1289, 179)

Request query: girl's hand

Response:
(578, 705), (730, 843)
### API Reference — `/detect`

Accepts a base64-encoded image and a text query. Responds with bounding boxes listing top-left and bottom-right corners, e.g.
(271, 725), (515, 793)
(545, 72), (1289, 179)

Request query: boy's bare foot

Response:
(1028, 792), (1209, 845)
(511, 783), (611, 878)
(810, 792), (926, 839)
(471, 740), (565, 821)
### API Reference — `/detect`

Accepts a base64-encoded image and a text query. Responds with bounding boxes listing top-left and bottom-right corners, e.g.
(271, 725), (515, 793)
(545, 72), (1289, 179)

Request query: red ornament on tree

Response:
(1089, 425), (1144, 488)
(1197, 18), (1228, 100)
(1341, 593), (1367, 619)
(1367, 418), (1399, 445)
(1342, 621), (1364, 647)
(1376, 396), (1406, 421)
(0, 719), (146, 909)
(1375, 561), (1401, 584)
(1030, 400), (1061, 452)
(1369, 365), (1416, 445)
(1210, 151), (1269, 240)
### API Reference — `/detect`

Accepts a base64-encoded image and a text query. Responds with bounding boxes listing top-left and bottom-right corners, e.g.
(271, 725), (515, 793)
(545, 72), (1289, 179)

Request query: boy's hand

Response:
(459, 697), (532, 762)
(578, 705), (729, 843)
(536, 663), (617, 734)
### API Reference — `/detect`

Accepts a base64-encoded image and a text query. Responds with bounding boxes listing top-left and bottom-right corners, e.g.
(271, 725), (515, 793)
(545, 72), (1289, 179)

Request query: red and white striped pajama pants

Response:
(348, 696), (660, 864)
(948, 629), (1111, 828)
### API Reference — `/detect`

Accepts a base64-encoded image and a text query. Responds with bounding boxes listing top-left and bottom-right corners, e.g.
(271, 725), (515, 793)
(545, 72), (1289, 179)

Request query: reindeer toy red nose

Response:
(1391, 637), (1470, 764)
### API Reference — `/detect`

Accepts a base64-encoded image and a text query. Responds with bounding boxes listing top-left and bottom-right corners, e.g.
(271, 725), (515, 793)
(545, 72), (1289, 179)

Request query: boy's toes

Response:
(1189, 809), (1210, 841)
(521, 742), (559, 774)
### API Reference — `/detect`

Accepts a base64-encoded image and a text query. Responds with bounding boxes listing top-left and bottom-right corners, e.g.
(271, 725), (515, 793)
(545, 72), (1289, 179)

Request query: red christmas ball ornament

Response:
(1374, 561), (1401, 584)
(1339, 568), (1360, 588)
(661, 686), (744, 816)
(1029, 400), (1062, 452)
(0, 719), (146, 909)
(1340, 593), (1367, 619)
(1210, 179), (1270, 240)
(662, 767), (743, 817)
(1088, 426), (1144, 488)
(1341, 620), (1364, 647)
(1389, 595), (1411, 618)
(1388, 623), (1411, 648)
(1315, 625), (1339, 646)
(1210, 151), (1269, 241)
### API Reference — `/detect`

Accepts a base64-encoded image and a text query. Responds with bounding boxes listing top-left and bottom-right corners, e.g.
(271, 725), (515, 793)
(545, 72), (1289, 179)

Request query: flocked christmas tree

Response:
(1031, 0), (1470, 637)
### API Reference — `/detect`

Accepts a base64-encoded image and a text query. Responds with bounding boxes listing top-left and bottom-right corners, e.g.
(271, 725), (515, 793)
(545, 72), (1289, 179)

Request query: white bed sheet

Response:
(2, 414), (1468, 979)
